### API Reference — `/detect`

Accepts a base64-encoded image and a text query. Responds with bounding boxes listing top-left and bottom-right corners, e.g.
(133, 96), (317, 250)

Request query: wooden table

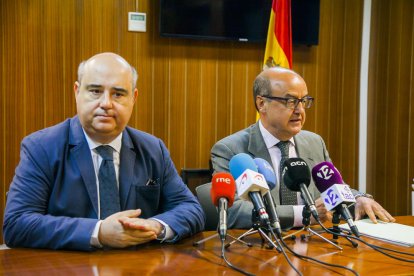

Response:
(1, 216), (414, 275)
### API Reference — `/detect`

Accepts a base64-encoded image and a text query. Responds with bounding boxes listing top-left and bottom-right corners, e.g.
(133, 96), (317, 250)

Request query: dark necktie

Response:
(96, 145), (120, 219)
(276, 141), (298, 205)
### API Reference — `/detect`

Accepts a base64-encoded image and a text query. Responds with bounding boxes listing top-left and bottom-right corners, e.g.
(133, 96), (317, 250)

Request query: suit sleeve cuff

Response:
(150, 218), (175, 242)
(293, 205), (305, 227)
(90, 220), (103, 248)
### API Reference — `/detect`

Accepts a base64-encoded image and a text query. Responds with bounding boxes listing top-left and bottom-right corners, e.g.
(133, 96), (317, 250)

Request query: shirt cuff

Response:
(90, 220), (103, 248)
(150, 218), (175, 242)
(293, 205), (305, 227)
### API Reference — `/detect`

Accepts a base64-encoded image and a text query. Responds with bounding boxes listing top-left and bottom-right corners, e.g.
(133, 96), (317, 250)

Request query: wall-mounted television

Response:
(159, 0), (320, 45)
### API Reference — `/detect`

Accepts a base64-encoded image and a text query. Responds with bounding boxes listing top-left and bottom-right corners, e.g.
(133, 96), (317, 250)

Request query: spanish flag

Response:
(263, 0), (292, 70)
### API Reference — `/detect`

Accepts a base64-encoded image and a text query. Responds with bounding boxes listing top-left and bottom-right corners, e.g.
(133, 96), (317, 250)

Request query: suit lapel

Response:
(294, 133), (315, 166)
(69, 117), (99, 216)
(247, 122), (273, 165)
(119, 130), (136, 210)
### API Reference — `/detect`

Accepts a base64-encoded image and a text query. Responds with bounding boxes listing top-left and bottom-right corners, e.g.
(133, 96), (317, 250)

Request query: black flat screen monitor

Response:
(159, 0), (319, 45)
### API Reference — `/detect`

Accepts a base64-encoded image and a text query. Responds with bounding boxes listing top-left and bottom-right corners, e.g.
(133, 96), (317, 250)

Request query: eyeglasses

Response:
(261, 95), (314, 109)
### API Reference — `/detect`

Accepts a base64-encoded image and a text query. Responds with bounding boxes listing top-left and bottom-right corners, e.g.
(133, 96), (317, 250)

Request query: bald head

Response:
(253, 66), (309, 140)
(253, 67), (305, 110)
(77, 52), (138, 90)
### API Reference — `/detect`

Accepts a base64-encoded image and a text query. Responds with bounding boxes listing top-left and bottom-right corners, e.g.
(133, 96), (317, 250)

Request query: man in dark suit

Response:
(211, 66), (394, 229)
(3, 52), (205, 251)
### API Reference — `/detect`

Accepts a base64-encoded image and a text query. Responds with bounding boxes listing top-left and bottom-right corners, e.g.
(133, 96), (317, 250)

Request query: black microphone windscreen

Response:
(282, 158), (311, 192)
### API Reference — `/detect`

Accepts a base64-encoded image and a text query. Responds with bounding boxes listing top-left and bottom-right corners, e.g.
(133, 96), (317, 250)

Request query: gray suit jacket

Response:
(211, 122), (331, 229)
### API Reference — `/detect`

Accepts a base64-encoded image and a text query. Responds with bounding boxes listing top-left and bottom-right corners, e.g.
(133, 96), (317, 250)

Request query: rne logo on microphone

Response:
(216, 177), (231, 184)
(290, 161), (306, 166)
(316, 165), (334, 180)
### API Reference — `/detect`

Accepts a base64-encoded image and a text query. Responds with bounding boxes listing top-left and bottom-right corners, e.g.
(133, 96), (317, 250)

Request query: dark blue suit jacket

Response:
(3, 116), (205, 251)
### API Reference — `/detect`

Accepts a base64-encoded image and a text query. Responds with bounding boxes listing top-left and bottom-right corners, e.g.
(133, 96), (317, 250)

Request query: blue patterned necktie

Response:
(276, 141), (298, 205)
(95, 145), (121, 219)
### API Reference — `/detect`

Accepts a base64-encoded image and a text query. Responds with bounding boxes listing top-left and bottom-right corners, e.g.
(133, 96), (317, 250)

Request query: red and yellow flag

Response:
(263, 0), (292, 69)
(257, 0), (292, 120)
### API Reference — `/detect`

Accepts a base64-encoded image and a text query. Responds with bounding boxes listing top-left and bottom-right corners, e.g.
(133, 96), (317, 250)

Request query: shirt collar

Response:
(82, 129), (123, 154)
(258, 120), (295, 149)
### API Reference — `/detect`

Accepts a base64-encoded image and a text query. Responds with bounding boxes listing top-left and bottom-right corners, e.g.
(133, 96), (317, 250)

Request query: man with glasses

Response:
(211, 67), (394, 229)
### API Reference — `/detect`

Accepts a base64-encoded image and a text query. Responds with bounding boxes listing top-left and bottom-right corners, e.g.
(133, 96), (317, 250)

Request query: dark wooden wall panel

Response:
(367, 0), (414, 216)
(1, 0), (369, 243)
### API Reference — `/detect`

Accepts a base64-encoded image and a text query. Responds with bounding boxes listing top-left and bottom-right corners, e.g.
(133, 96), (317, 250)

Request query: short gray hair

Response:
(77, 60), (138, 90)
(253, 75), (271, 111)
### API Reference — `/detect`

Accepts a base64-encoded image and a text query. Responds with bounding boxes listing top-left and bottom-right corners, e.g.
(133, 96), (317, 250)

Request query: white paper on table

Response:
(340, 219), (414, 247)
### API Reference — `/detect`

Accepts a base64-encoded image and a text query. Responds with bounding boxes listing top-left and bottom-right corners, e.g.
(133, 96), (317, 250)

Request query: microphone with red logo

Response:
(311, 162), (360, 237)
(229, 153), (270, 225)
(210, 172), (236, 241)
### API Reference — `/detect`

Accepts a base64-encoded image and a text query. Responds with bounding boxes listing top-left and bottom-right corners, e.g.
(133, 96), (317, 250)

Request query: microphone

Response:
(229, 153), (270, 225)
(311, 162), (360, 237)
(282, 157), (319, 220)
(253, 158), (282, 235)
(210, 172), (236, 241)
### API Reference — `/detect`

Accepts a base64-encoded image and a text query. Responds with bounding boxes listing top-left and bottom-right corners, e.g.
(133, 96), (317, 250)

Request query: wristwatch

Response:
(354, 192), (374, 200)
(157, 224), (167, 240)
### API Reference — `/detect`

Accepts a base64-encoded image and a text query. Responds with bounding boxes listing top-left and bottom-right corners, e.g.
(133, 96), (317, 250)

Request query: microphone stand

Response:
(192, 204), (256, 276)
(193, 231), (252, 247)
(328, 212), (358, 248)
(193, 209), (253, 248)
(224, 209), (282, 252)
(332, 211), (341, 241)
(285, 205), (343, 250)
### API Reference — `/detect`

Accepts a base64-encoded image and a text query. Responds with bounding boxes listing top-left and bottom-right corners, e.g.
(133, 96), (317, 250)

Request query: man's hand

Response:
(310, 197), (332, 225)
(118, 216), (163, 234)
(354, 197), (395, 223)
(98, 209), (158, 248)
